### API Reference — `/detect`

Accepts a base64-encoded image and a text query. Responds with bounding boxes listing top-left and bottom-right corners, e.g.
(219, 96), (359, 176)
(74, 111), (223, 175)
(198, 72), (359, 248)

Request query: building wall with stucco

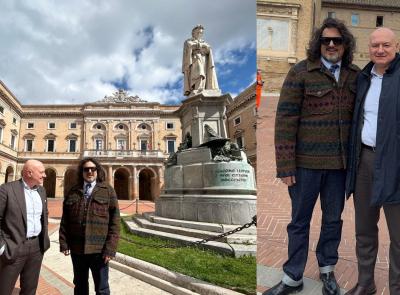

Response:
(226, 83), (257, 173)
(257, 0), (317, 92)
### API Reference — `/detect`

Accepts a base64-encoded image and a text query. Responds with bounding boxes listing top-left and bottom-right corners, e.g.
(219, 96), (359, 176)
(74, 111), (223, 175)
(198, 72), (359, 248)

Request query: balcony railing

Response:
(83, 149), (166, 158)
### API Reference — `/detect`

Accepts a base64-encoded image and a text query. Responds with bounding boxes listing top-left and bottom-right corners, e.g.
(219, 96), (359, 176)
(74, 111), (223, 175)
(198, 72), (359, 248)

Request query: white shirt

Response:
(321, 57), (341, 82)
(23, 180), (43, 238)
(83, 180), (96, 198)
(362, 65), (383, 147)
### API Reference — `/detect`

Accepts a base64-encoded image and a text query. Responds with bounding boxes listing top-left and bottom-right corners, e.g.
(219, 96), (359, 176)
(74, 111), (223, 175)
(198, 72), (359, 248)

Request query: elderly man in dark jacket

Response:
(266, 18), (359, 295)
(345, 28), (400, 295)
(59, 157), (120, 295)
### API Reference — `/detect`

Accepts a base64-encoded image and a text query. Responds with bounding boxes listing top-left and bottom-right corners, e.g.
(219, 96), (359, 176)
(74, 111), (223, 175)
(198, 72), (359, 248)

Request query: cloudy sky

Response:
(0, 0), (256, 105)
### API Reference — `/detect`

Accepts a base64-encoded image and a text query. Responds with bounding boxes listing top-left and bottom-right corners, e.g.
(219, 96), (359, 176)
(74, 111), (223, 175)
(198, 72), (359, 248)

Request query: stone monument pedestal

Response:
(178, 92), (232, 147)
(156, 147), (256, 225)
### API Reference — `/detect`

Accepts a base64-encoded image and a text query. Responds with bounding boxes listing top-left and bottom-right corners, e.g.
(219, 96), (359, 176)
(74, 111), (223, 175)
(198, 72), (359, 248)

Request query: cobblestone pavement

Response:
(256, 95), (390, 295)
(13, 200), (171, 295)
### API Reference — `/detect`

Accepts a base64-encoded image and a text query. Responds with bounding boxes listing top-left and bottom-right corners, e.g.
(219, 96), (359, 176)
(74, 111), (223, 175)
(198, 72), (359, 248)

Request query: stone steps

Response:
(135, 214), (256, 244)
(143, 212), (256, 235)
(123, 217), (256, 257)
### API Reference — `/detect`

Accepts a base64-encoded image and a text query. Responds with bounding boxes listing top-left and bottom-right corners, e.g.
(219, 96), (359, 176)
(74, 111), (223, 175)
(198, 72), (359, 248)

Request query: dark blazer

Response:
(346, 54), (400, 206)
(0, 179), (50, 264)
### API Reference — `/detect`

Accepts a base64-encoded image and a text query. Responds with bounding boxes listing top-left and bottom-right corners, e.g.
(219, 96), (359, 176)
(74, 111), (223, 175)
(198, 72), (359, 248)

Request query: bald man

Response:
(346, 28), (400, 294)
(0, 160), (50, 295)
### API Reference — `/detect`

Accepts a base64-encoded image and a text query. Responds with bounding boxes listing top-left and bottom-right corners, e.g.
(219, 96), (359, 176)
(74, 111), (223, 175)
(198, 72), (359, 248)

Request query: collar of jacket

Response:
(306, 58), (359, 72)
(73, 182), (108, 193)
(361, 53), (400, 77)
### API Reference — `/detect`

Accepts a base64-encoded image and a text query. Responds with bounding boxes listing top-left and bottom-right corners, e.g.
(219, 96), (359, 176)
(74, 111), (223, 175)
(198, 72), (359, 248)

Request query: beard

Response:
(322, 52), (341, 63)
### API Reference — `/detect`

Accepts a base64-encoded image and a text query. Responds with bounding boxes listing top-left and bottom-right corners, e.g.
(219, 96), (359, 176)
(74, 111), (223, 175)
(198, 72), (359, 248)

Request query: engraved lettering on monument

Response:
(217, 168), (251, 183)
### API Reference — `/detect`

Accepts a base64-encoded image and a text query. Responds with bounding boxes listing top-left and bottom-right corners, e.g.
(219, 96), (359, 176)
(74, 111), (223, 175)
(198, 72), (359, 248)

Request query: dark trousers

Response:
(71, 253), (110, 295)
(283, 167), (346, 282)
(354, 148), (400, 293)
(0, 237), (43, 295)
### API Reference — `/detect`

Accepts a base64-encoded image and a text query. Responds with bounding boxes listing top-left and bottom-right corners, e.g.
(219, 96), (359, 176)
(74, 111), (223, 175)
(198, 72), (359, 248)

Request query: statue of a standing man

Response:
(182, 25), (219, 96)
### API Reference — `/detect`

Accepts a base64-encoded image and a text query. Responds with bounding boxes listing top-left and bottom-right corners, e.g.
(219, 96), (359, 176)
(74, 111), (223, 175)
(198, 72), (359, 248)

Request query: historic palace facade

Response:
(0, 81), (182, 200)
(0, 81), (256, 200)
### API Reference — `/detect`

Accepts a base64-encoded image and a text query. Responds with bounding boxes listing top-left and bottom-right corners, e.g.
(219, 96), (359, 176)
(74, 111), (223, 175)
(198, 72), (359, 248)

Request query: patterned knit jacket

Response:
(59, 182), (120, 257)
(275, 59), (360, 177)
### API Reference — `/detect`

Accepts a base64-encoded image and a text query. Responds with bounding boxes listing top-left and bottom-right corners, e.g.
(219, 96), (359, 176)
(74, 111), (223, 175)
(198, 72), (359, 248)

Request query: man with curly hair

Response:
(264, 18), (359, 295)
(59, 157), (120, 295)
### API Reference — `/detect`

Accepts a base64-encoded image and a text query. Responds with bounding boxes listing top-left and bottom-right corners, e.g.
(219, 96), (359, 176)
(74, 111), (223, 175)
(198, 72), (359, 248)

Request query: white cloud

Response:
(0, 0), (255, 105)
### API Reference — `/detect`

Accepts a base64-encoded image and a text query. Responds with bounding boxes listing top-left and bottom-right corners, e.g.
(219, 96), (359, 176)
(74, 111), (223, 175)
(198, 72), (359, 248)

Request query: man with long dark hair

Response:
(59, 157), (120, 295)
(265, 18), (359, 295)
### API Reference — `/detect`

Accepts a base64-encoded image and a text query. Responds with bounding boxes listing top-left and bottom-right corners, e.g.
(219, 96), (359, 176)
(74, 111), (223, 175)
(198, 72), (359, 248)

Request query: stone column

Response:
(128, 174), (134, 200)
(133, 166), (138, 200)
(289, 8), (299, 56)
(106, 120), (113, 150)
(151, 174), (157, 201)
(129, 120), (133, 150)
(108, 166), (113, 185)
(56, 176), (63, 198)
(154, 166), (162, 199)
(84, 119), (89, 150)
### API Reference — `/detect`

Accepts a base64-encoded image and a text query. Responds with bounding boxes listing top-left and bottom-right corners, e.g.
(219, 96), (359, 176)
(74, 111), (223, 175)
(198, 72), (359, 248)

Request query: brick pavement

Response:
(13, 199), (156, 294)
(256, 95), (390, 294)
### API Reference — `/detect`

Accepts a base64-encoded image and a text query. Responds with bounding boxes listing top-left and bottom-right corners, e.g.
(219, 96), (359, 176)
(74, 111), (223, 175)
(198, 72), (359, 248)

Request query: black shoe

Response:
(320, 272), (340, 295)
(262, 281), (303, 295)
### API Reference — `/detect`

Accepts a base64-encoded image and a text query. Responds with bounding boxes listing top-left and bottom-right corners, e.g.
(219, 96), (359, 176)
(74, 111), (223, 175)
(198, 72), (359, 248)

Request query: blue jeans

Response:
(71, 253), (110, 295)
(283, 168), (345, 282)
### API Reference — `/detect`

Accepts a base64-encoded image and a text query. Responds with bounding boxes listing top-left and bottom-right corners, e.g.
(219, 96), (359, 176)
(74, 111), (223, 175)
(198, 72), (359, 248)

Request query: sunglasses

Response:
(83, 167), (97, 172)
(320, 37), (344, 46)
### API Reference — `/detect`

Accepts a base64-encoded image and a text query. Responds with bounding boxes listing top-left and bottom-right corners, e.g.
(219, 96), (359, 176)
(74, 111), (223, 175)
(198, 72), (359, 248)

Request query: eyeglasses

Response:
(83, 167), (97, 173)
(320, 37), (344, 46)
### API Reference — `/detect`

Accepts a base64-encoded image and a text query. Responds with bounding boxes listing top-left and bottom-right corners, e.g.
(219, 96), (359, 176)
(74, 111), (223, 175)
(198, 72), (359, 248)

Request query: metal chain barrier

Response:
(119, 200), (137, 211)
(120, 215), (257, 249)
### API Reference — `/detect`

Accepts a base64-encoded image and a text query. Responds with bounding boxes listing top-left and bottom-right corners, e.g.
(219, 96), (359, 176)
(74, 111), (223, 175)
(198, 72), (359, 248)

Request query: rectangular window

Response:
(167, 140), (175, 154)
(27, 122), (34, 129)
(48, 122), (56, 129)
(69, 139), (76, 152)
(12, 117), (17, 124)
(351, 14), (359, 26)
(234, 116), (241, 126)
(0, 106), (4, 114)
(236, 136), (244, 149)
(26, 139), (33, 152)
(376, 16), (384, 27)
(328, 11), (336, 19)
(117, 139), (126, 150)
(47, 139), (55, 152)
(166, 122), (174, 130)
(10, 135), (16, 149)
(140, 140), (148, 151)
(69, 122), (77, 129)
(95, 139), (103, 150)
